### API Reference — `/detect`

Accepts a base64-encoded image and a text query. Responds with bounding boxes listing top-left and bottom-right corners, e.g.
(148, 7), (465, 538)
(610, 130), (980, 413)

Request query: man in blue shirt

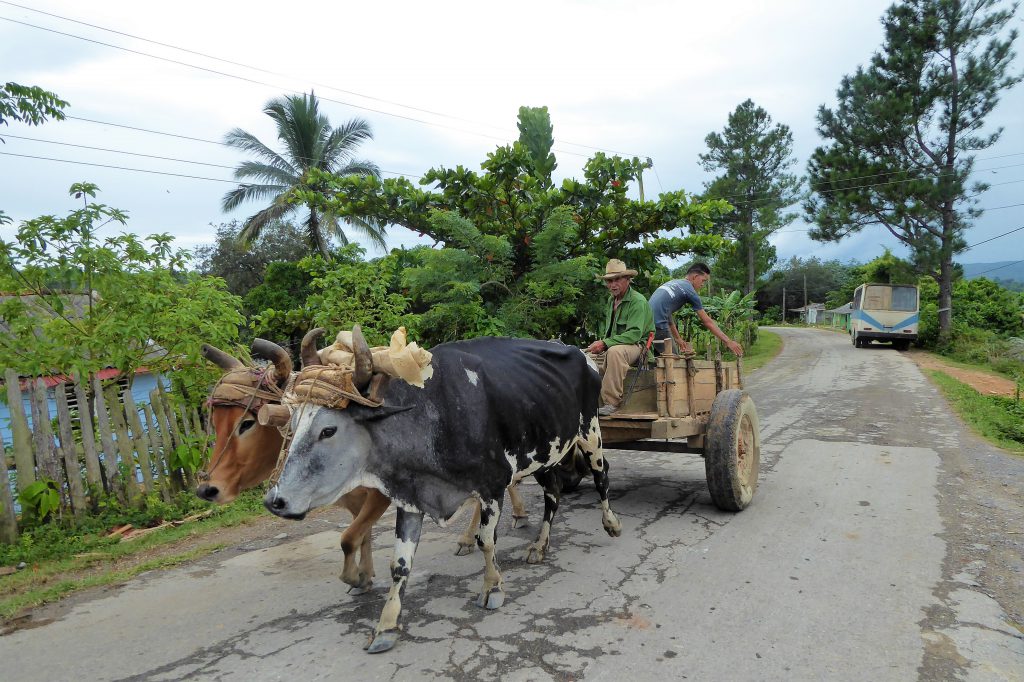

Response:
(648, 263), (744, 357)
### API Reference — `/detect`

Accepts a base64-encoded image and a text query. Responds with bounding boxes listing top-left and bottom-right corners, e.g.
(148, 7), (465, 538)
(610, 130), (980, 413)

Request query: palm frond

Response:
(239, 201), (294, 245)
(321, 118), (375, 169)
(224, 128), (297, 176)
(221, 183), (288, 212)
(232, 161), (298, 186)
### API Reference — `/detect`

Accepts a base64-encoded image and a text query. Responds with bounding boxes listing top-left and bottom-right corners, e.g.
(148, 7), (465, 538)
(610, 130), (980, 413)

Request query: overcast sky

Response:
(2, 0), (1022, 272)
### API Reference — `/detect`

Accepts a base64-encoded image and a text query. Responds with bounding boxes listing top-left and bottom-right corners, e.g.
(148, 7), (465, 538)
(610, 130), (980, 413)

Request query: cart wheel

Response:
(705, 389), (760, 511)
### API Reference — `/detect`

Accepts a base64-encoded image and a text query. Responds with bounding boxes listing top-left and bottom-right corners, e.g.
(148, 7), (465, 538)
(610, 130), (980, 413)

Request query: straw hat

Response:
(596, 258), (638, 280)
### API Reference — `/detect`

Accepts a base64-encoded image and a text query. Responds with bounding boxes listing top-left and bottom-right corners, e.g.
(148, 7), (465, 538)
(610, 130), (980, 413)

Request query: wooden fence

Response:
(1, 368), (205, 543)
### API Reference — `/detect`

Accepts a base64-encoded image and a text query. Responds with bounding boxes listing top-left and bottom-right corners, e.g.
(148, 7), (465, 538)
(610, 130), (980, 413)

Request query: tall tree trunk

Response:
(745, 237), (756, 295)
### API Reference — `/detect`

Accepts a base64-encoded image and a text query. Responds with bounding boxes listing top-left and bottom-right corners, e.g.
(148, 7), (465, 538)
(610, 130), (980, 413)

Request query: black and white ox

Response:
(264, 330), (622, 653)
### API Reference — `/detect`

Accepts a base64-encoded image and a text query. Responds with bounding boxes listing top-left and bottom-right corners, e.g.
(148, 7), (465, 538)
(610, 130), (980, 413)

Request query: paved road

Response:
(3, 327), (1023, 681)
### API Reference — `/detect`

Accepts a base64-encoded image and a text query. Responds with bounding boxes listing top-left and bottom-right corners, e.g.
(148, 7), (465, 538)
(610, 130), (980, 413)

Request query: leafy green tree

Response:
(222, 92), (383, 258)
(824, 249), (921, 307)
(192, 220), (311, 297)
(806, 0), (1021, 342)
(1, 82), (69, 224)
(700, 99), (802, 294)
(0, 82), (67, 135)
(290, 107), (730, 344)
(757, 257), (854, 316)
(517, 105), (557, 188)
(247, 244), (415, 350)
(0, 184), (243, 394)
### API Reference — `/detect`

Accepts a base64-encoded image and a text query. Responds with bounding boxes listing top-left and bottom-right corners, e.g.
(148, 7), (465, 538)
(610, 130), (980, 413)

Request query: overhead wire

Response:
(0, 0), (640, 157)
(0, 14), (621, 160)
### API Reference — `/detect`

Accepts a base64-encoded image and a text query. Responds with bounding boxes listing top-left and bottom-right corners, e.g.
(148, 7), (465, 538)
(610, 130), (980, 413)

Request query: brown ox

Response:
(198, 339), (390, 591)
(197, 338), (525, 591)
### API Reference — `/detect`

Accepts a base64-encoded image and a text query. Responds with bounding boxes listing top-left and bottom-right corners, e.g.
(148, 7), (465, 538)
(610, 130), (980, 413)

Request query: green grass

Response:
(927, 370), (1024, 454)
(0, 489), (268, 620)
(743, 329), (783, 373)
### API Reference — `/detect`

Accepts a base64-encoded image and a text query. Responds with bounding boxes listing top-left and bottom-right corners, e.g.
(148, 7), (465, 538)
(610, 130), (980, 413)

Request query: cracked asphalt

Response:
(2, 327), (1022, 681)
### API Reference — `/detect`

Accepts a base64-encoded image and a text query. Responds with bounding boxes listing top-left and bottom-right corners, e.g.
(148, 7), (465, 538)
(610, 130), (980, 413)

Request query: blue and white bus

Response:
(850, 283), (919, 350)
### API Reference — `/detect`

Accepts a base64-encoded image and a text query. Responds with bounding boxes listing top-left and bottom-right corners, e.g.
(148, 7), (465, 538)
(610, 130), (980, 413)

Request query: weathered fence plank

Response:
(71, 374), (104, 489)
(54, 386), (88, 516)
(141, 403), (172, 502)
(92, 377), (124, 502)
(30, 380), (63, 499)
(121, 389), (154, 493)
(4, 368), (35, 492)
(0, 429), (18, 543)
(105, 385), (140, 502)
(149, 390), (184, 493)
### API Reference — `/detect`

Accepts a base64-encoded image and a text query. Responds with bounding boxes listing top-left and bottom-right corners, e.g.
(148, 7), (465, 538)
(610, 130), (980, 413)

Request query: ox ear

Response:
(351, 404), (414, 423)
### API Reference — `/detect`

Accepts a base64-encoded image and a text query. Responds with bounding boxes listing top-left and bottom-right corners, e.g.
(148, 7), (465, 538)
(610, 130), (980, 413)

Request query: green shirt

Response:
(600, 286), (656, 361)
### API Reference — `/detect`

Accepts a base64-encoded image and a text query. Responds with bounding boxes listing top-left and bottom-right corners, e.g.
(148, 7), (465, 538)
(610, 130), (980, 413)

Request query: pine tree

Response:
(806, 0), (1021, 341)
(700, 99), (802, 294)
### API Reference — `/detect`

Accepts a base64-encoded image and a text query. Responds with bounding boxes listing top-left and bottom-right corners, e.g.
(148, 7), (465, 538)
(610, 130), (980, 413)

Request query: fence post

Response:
(30, 379), (64, 510)
(92, 376), (125, 502)
(0, 429), (18, 543)
(141, 403), (172, 502)
(105, 384), (140, 503)
(71, 373), (104, 490)
(121, 389), (154, 493)
(54, 385), (88, 517)
(149, 389), (182, 492)
(4, 368), (35, 492)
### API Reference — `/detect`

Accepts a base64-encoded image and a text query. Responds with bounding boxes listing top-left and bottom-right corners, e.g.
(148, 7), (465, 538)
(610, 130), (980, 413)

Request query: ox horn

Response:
(351, 324), (373, 391)
(300, 327), (326, 368)
(201, 344), (244, 370)
(251, 338), (293, 387)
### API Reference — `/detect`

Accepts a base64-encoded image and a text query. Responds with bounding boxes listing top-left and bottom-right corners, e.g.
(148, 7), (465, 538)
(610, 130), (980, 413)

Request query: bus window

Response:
(853, 288), (863, 310)
(891, 286), (917, 311)
(864, 285), (889, 309)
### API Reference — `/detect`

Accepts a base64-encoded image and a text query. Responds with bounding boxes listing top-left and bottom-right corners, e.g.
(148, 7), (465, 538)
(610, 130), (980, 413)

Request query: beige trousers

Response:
(593, 343), (642, 408)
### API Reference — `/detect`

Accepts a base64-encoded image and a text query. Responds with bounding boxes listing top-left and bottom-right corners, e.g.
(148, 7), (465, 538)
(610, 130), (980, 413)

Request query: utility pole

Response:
(782, 286), (786, 323)
(803, 274), (807, 310)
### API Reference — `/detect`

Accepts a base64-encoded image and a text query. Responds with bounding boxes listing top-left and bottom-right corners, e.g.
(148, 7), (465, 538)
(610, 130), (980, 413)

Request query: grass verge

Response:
(927, 370), (1024, 455)
(0, 489), (267, 621)
(744, 329), (783, 373)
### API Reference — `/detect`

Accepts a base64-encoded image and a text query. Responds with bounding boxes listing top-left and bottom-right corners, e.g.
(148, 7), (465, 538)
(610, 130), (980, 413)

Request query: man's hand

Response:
(586, 340), (608, 354)
(725, 339), (744, 357)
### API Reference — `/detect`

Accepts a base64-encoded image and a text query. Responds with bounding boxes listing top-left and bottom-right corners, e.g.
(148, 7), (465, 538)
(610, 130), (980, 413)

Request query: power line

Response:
(1, 132), (422, 178)
(0, 0), (640, 157)
(973, 259), (1024, 276)
(960, 224), (1024, 251)
(0, 150), (239, 183)
(0, 14), (615, 161)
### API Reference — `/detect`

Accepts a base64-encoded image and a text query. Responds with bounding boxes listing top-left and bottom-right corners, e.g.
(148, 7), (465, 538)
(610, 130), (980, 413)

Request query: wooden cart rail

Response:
(600, 355), (741, 445)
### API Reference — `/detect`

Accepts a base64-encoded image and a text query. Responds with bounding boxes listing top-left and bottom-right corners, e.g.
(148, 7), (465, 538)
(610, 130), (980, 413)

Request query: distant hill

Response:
(961, 261), (1024, 284)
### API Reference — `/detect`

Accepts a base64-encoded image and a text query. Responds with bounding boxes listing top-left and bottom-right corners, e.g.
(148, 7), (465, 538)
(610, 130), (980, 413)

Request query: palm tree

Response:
(222, 92), (384, 258)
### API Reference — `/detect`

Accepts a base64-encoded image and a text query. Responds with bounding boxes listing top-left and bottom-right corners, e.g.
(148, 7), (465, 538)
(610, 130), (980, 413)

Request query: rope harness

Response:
(267, 365), (385, 486)
(201, 367), (284, 481)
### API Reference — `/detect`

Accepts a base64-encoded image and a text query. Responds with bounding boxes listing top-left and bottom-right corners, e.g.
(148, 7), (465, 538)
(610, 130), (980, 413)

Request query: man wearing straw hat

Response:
(586, 259), (655, 416)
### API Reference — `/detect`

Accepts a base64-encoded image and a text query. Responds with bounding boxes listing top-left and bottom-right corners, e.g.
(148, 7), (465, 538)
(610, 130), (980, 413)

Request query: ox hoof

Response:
(603, 514), (622, 538)
(476, 587), (505, 610)
(511, 514), (528, 529)
(342, 571), (372, 592)
(454, 542), (475, 556)
(366, 629), (401, 654)
(525, 543), (547, 564)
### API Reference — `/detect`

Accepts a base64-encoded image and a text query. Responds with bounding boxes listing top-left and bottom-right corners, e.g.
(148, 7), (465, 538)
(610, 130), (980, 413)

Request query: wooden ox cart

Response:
(597, 346), (761, 511)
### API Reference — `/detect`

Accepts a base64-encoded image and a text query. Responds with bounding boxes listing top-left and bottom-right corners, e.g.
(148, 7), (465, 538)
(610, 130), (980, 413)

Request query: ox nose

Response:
(196, 483), (219, 502)
(264, 487), (306, 520)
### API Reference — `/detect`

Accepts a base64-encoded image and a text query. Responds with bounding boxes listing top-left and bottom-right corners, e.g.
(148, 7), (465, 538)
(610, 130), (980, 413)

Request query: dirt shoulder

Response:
(904, 349), (1018, 397)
